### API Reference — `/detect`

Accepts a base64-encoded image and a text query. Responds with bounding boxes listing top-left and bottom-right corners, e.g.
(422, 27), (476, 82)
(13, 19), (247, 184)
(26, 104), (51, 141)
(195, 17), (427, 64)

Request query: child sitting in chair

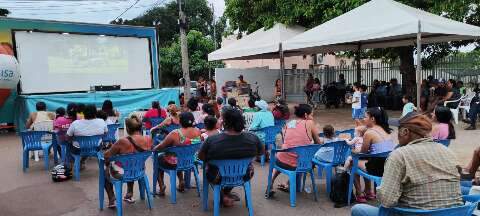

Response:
(314, 125), (341, 163)
(343, 126), (367, 169)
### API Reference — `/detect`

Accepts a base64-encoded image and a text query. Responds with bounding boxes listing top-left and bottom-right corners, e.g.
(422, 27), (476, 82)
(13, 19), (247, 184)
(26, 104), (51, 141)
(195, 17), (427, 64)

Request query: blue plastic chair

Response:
(256, 126), (281, 166)
(143, 117), (165, 136)
(336, 128), (355, 138)
(435, 139), (451, 147)
(71, 135), (103, 181)
(20, 131), (55, 172)
(378, 195), (480, 215)
(152, 124), (180, 145)
(266, 144), (321, 207)
(311, 140), (351, 195)
(103, 124), (120, 145)
(98, 151), (153, 216)
(202, 158), (254, 216)
(153, 143), (202, 204)
(195, 123), (205, 130)
(274, 119), (286, 128)
(347, 151), (391, 205)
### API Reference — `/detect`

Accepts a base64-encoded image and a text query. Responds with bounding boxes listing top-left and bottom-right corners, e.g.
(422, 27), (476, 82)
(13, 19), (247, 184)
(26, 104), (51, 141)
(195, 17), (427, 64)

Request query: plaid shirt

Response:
(378, 138), (463, 209)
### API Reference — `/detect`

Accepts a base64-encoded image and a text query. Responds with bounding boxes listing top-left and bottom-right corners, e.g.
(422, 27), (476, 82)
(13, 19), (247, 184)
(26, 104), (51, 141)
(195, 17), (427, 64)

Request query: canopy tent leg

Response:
(416, 21), (422, 107)
(279, 43), (286, 101)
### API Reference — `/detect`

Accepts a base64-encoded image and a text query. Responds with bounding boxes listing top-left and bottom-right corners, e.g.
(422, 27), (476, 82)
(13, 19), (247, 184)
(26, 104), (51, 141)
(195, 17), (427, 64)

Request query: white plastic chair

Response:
(459, 92), (476, 120)
(444, 95), (466, 125)
(31, 120), (54, 162)
(243, 112), (255, 129)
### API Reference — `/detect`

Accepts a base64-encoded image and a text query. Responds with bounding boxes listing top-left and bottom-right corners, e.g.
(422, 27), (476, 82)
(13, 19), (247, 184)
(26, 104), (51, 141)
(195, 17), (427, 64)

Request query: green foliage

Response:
(0, 8), (10, 17)
(160, 30), (223, 85)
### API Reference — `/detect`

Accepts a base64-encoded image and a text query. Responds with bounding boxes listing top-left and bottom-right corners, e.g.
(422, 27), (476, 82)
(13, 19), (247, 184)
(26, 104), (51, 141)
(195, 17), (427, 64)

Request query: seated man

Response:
(351, 112), (463, 216)
(198, 108), (264, 207)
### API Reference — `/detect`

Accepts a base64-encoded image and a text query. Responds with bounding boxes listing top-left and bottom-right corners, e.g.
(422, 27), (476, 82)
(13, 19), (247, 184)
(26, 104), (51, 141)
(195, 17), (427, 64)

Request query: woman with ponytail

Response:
(143, 101), (167, 129)
(351, 107), (396, 203)
(432, 106), (456, 140)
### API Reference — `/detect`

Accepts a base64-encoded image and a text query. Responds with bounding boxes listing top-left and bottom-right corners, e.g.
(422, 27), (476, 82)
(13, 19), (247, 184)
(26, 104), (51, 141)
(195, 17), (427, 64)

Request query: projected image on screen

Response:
(14, 31), (152, 94)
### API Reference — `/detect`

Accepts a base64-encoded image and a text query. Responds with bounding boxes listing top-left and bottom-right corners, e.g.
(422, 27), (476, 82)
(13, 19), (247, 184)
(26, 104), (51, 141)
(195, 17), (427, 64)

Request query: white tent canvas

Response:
(208, 23), (305, 61)
(283, 0), (480, 54)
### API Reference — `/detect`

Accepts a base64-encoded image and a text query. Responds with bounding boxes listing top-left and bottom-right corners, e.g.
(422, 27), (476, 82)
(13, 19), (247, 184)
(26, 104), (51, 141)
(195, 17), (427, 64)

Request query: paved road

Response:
(0, 108), (476, 216)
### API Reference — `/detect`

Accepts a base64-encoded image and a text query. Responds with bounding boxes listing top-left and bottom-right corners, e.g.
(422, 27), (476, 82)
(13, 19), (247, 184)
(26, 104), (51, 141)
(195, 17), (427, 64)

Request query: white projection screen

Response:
(14, 31), (153, 94)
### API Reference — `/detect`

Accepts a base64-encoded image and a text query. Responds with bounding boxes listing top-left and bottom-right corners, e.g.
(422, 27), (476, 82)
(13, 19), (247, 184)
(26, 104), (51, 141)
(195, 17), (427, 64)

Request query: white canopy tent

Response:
(208, 23), (305, 61)
(283, 0), (480, 104)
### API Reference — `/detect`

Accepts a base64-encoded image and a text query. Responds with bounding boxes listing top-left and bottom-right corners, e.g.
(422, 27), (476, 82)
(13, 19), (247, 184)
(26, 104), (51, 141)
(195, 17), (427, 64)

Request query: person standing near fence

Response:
(304, 73), (314, 105)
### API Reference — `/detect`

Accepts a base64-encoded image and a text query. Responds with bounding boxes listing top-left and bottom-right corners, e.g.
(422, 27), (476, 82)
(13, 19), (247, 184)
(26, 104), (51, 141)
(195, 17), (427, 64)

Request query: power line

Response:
(113, 0), (141, 20)
(10, 3), (156, 15)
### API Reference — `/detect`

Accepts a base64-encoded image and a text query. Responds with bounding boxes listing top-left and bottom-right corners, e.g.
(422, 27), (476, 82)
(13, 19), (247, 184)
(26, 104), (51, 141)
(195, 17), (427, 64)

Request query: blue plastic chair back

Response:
(149, 117), (165, 128)
(104, 124), (120, 142)
(208, 158), (253, 187)
(153, 124), (181, 145)
(107, 151), (152, 182)
(20, 131), (50, 150)
(379, 195), (479, 216)
(196, 123), (205, 130)
(259, 126), (279, 146)
(322, 140), (351, 164)
(73, 135), (103, 157)
(274, 119), (286, 128)
(336, 128), (355, 138)
(285, 145), (321, 172)
(163, 143), (202, 170)
(435, 139), (451, 147)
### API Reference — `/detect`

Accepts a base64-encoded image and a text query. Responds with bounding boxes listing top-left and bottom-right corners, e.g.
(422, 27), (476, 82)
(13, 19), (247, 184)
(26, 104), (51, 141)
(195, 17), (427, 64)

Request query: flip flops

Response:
(277, 184), (290, 193)
(123, 196), (136, 204)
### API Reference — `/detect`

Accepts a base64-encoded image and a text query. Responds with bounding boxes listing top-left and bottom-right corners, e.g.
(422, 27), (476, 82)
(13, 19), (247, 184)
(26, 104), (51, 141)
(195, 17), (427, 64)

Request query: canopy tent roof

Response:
(283, 0), (480, 54)
(208, 23), (305, 61)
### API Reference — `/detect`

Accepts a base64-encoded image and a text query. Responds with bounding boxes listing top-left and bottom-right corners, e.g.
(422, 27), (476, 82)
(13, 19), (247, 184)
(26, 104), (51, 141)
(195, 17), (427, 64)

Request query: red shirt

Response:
(143, 108), (167, 129)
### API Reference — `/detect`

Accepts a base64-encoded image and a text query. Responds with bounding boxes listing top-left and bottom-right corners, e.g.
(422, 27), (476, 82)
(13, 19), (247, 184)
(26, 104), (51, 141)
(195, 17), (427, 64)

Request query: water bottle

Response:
(304, 172), (312, 194)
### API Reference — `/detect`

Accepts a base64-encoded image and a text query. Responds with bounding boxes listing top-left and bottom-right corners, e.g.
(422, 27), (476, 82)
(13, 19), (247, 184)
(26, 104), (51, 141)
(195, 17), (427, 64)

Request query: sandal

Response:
(155, 185), (166, 197)
(356, 194), (367, 203)
(277, 184), (289, 193)
(264, 189), (275, 199)
(123, 196), (136, 204)
(177, 182), (185, 193)
(107, 201), (116, 209)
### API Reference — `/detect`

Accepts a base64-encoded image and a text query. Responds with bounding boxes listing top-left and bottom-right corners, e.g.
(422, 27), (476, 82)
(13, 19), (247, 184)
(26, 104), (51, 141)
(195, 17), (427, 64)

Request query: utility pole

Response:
(178, 0), (191, 102)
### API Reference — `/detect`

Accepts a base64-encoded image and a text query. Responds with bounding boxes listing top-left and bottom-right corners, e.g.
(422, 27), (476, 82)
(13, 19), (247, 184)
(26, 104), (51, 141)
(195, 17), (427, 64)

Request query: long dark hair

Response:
(435, 106), (456, 139)
(66, 103), (77, 121)
(102, 100), (115, 117)
(152, 101), (162, 117)
(366, 107), (392, 134)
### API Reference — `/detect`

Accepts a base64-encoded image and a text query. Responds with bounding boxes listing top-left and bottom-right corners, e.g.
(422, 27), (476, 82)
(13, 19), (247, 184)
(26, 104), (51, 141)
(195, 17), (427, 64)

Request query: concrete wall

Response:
(215, 68), (280, 102)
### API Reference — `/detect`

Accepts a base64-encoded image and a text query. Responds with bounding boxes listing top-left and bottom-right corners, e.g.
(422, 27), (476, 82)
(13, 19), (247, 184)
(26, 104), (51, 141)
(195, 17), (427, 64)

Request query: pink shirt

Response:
(53, 116), (73, 130)
(277, 120), (312, 167)
(432, 123), (449, 140)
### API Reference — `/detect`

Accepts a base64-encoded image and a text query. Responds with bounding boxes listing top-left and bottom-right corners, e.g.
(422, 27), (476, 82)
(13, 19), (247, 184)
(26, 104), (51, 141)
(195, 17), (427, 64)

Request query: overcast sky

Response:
(0, 0), (225, 24)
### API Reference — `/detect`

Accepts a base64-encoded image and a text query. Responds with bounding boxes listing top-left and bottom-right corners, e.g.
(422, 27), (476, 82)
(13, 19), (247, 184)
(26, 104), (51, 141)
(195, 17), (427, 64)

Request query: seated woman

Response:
(352, 107), (396, 203)
(102, 100), (120, 123)
(272, 99), (290, 120)
(187, 97), (203, 124)
(198, 108), (263, 207)
(143, 101), (167, 130)
(201, 116), (220, 140)
(150, 104), (180, 134)
(248, 100), (274, 131)
(432, 106), (456, 140)
(103, 116), (152, 208)
(268, 104), (321, 194)
(54, 103), (77, 145)
(26, 101), (55, 129)
(152, 112), (201, 195)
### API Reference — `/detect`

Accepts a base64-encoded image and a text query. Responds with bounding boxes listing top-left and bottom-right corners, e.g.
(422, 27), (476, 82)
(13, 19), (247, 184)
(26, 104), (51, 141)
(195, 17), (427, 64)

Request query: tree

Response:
(160, 30), (223, 86)
(0, 8), (10, 17)
(225, 0), (480, 97)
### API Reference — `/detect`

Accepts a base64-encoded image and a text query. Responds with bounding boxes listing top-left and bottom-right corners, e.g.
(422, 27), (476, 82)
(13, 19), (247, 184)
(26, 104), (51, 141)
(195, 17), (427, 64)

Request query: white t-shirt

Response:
(352, 91), (361, 109)
(67, 119), (108, 137)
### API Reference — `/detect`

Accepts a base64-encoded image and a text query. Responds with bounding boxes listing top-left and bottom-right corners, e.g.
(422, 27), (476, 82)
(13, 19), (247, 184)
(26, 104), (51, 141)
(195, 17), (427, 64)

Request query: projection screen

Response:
(14, 31), (153, 94)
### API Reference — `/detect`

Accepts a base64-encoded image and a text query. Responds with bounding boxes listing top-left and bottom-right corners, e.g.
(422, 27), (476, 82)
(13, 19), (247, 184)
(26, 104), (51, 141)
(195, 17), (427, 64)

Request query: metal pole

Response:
(416, 21), (422, 107)
(279, 43), (286, 100)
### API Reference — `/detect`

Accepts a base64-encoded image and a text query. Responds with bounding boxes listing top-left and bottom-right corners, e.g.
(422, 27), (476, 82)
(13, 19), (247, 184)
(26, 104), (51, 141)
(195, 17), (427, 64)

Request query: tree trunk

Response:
(397, 46), (416, 100)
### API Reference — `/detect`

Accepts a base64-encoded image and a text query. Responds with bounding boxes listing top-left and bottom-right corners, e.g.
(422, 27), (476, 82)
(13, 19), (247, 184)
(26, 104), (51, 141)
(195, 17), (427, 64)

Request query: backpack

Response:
(51, 164), (72, 182)
(329, 168), (355, 208)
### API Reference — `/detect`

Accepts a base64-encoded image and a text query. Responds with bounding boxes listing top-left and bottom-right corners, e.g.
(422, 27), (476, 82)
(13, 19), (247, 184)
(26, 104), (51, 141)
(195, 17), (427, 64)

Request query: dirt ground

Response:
(0, 108), (476, 216)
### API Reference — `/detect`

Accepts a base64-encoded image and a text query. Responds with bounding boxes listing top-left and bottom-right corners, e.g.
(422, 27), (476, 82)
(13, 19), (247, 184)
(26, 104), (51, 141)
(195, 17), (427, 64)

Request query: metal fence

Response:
(285, 55), (480, 102)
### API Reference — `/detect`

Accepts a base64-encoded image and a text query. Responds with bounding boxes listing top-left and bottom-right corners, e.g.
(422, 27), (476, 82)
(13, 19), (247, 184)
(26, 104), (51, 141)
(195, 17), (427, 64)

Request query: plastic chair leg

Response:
(202, 168), (209, 211)
(139, 179), (145, 200)
(310, 170), (318, 202)
(169, 170), (177, 204)
(266, 164), (274, 198)
(244, 182), (254, 216)
(43, 148), (50, 171)
(185, 169), (191, 189)
(213, 185), (221, 216)
(302, 173), (307, 192)
(296, 174), (302, 192)
(347, 165), (357, 205)
(152, 156), (159, 196)
(325, 165), (332, 195)
(289, 174), (297, 207)
(73, 155), (81, 181)
(114, 182), (123, 216)
(98, 166), (105, 210)
(317, 166), (323, 178)
(23, 150), (28, 172)
(143, 176), (153, 209)
(193, 166), (201, 197)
